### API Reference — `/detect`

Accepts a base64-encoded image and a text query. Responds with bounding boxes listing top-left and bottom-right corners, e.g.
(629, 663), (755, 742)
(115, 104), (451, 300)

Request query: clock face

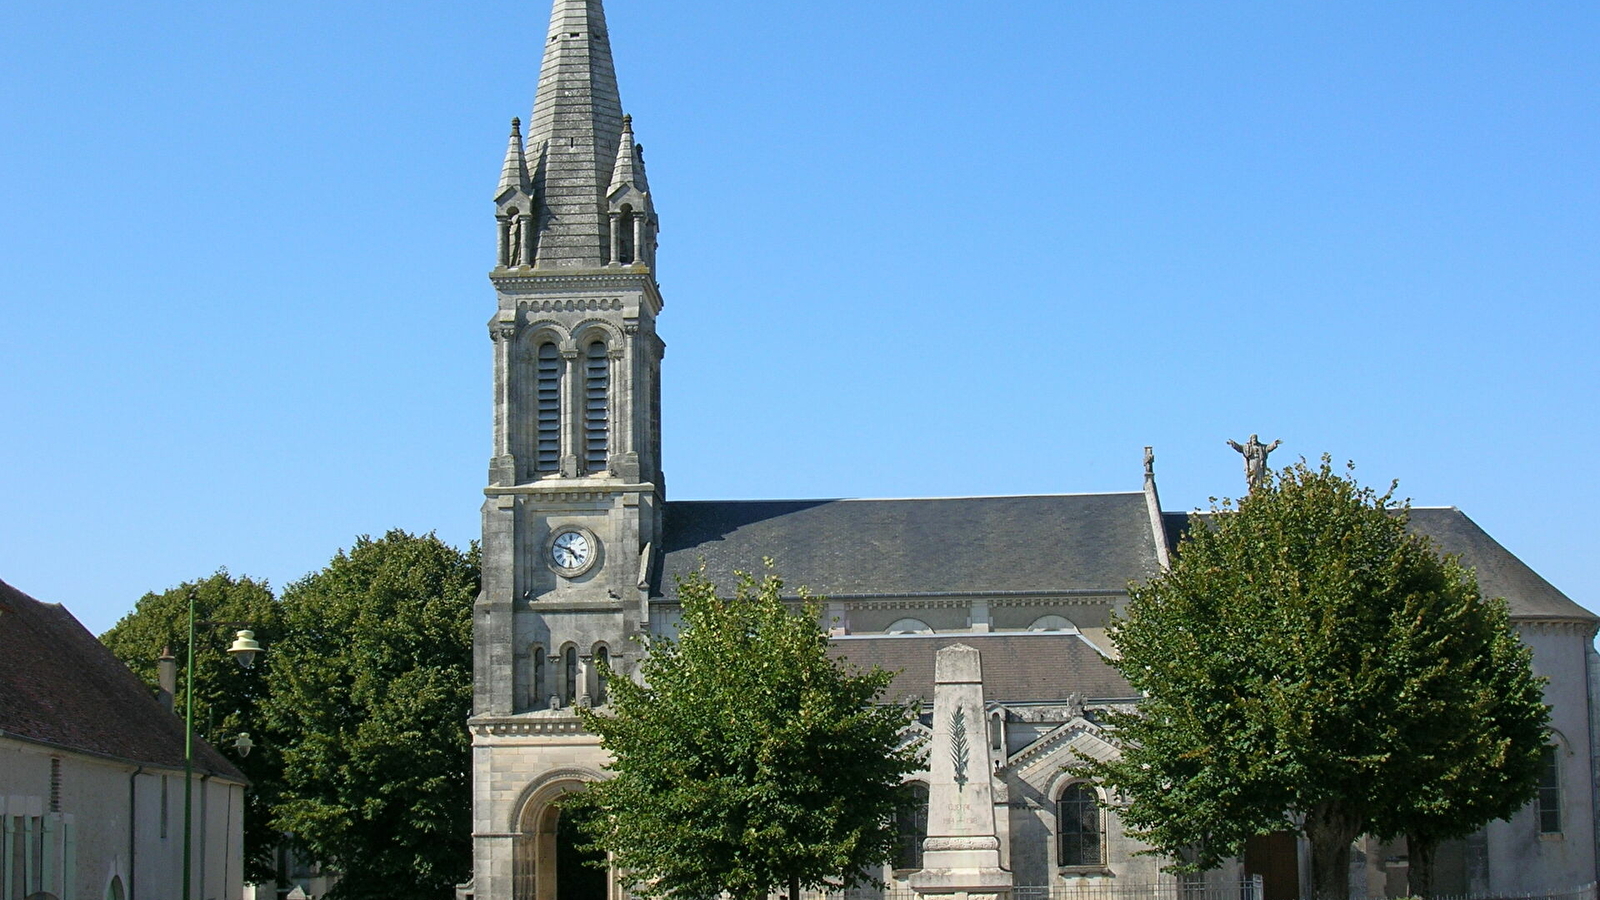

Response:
(550, 530), (593, 573)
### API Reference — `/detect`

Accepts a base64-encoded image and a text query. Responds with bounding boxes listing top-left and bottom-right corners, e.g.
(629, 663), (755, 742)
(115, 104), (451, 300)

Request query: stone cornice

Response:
(470, 715), (589, 737)
(490, 267), (663, 315)
(525, 599), (630, 613)
(486, 480), (657, 501)
(1514, 618), (1600, 636)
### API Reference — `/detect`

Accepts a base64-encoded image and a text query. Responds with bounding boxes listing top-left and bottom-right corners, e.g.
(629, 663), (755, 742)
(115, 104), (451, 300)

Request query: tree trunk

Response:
(789, 875), (801, 900)
(1407, 833), (1437, 900)
(1304, 801), (1364, 900)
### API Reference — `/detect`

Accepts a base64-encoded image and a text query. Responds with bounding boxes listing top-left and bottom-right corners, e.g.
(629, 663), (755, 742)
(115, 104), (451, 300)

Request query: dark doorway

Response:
(556, 808), (607, 900)
(1245, 831), (1300, 900)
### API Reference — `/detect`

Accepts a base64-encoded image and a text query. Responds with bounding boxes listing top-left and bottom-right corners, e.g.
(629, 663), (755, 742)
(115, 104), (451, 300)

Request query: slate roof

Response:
(0, 578), (245, 779)
(1163, 507), (1594, 623)
(1407, 508), (1595, 622)
(828, 634), (1136, 705)
(656, 494), (1162, 599)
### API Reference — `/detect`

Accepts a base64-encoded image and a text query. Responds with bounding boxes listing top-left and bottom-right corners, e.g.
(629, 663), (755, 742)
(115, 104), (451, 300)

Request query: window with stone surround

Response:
(594, 644), (610, 706)
(895, 782), (929, 871)
(1539, 744), (1561, 834)
(1056, 782), (1104, 869)
(562, 644), (579, 708)
(531, 645), (547, 709)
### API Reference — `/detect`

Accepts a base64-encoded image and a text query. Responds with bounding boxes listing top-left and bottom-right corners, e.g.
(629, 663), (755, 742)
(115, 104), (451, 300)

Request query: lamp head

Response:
(235, 732), (254, 758)
(228, 630), (262, 669)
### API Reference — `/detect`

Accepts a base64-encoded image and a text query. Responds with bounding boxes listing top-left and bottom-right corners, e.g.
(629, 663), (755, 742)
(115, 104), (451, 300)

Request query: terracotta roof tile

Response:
(0, 578), (244, 779)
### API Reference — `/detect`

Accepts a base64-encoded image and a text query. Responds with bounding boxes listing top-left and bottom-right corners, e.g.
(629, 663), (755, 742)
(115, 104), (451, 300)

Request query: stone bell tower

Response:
(469, 1), (662, 895)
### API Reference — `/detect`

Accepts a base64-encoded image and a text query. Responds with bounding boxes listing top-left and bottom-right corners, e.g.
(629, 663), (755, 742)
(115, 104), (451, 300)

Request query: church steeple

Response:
(474, 3), (668, 897)
(524, 0), (626, 268)
(479, 0), (667, 732)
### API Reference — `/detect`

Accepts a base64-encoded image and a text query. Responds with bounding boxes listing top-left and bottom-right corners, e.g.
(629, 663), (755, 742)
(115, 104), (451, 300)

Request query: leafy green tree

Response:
(1365, 592), (1547, 897)
(101, 571), (284, 883)
(260, 530), (479, 900)
(570, 568), (923, 900)
(1076, 459), (1548, 900)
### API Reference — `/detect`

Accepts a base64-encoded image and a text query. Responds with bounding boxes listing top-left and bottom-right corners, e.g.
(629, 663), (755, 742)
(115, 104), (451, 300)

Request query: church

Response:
(465, 3), (1600, 900)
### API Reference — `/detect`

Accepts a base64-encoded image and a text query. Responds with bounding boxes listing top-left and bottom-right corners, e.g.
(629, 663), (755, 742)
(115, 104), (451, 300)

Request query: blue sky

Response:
(2, 1), (1596, 637)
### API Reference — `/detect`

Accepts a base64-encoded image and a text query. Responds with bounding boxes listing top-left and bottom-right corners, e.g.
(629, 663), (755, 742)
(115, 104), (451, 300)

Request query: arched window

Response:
(531, 645), (547, 710)
(594, 645), (610, 706)
(536, 343), (562, 473)
(502, 208), (523, 267)
(617, 205), (636, 265)
(1539, 744), (1561, 834)
(584, 341), (610, 473)
(1057, 783), (1103, 868)
(563, 646), (579, 708)
(895, 782), (929, 870)
(886, 618), (933, 635)
(1028, 615), (1077, 633)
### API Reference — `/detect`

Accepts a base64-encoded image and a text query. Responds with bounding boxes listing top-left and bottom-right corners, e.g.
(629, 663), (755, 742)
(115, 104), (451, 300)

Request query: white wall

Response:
(1480, 622), (1599, 895)
(0, 736), (245, 900)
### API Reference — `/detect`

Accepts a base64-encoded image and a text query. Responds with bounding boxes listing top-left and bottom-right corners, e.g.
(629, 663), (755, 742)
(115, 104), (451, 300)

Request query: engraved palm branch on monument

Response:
(950, 707), (970, 789)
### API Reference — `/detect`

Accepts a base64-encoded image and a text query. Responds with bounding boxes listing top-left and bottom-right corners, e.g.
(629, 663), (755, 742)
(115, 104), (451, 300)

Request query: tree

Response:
(1076, 459), (1549, 900)
(101, 570), (284, 883)
(260, 530), (479, 900)
(570, 568), (923, 900)
(1365, 591), (1547, 897)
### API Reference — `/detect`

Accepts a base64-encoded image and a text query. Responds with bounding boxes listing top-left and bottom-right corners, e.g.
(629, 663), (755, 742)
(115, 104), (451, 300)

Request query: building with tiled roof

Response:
(0, 578), (246, 900)
(464, 4), (1599, 900)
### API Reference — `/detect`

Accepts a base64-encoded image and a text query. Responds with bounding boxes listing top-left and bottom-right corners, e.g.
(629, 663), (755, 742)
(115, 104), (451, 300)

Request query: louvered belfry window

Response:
(535, 343), (561, 472)
(584, 341), (610, 473)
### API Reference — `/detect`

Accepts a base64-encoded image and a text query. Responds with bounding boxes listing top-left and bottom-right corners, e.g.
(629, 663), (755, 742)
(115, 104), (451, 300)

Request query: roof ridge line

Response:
(667, 491), (1147, 504)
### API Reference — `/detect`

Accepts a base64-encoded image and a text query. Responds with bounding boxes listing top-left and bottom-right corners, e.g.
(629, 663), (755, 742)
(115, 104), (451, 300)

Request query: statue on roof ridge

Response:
(1228, 433), (1282, 492)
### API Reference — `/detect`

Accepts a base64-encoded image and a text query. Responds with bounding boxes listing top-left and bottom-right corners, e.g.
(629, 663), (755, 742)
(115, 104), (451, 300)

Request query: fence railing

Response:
(795, 881), (1596, 900)
(798, 881), (1263, 900)
(1419, 883), (1597, 900)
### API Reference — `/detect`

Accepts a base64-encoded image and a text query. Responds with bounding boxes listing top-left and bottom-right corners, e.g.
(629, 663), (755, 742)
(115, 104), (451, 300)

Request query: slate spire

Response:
(525, 0), (625, 267)
(497, 117), (530, 199)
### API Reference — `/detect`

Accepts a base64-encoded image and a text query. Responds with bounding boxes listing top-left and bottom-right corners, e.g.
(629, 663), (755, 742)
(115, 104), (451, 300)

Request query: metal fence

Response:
(798, 881), (1263, 900)
(1011, 881), (1263, 900)
(795, 882), (1596, 900)
(1418, 883), (1597, 900)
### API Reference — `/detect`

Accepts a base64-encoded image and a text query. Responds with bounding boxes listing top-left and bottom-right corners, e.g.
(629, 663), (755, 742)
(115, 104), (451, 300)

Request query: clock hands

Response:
(551, 532), (590, 571)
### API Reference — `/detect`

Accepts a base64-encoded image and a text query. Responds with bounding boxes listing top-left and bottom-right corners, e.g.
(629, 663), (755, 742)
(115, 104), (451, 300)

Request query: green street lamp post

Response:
(181, 588), (263, 900)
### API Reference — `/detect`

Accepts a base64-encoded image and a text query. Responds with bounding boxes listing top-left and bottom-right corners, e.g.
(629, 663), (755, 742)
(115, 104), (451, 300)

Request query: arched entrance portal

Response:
(556, 807), (607, 900)
(514, 776), (612, 900)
